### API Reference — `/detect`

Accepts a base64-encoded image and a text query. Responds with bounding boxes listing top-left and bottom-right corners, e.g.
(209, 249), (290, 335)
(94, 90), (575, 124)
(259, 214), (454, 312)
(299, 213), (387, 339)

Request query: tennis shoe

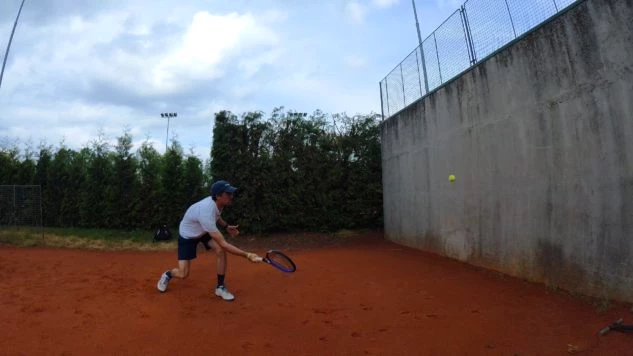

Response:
(157, 272), (170, 292)
(215, 285), (235, 301)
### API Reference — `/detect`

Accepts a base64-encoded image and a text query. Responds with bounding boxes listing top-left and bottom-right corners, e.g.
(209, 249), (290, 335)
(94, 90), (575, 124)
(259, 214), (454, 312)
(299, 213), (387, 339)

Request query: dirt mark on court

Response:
(0, 236), (631, 355)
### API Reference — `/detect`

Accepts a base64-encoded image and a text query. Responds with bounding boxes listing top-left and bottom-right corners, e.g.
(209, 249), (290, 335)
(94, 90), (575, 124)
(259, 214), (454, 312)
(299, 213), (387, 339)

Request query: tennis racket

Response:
(258, 250), (296, 273)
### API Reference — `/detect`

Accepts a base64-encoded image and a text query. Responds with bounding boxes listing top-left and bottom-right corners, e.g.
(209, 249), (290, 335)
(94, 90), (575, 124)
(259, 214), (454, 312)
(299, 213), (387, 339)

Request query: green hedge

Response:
(210, 108), (382, 234)
(0, 108), (383, 234)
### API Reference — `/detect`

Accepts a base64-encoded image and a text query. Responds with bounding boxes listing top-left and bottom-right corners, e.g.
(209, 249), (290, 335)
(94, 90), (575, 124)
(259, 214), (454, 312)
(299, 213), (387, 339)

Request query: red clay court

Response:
(1, 235), (631, 355)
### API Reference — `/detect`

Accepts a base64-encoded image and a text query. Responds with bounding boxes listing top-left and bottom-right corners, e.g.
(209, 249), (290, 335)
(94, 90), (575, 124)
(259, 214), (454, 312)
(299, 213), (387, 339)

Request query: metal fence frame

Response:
(379, 0), (581, 120)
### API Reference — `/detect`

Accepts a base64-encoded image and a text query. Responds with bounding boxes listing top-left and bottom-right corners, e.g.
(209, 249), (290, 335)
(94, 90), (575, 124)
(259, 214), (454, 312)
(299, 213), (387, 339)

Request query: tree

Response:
(209, 108), (383, 233)
(48, 142), (73, 226)
(79, 131), (112, 227)
(0, 106), (383, 234)
(0, 144), (19, 183)
(160, 139), (185, 227)
(16, 140), (36, 184)
(60, 148), (88, 227)
(137, 138), (163, 229)
(183, 148), (205, 207)
(35, 142), (54, 226)
(109, 129), (140, 229)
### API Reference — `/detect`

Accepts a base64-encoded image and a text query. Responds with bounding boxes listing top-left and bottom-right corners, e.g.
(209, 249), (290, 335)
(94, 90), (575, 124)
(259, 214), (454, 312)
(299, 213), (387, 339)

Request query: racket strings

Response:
(267, 252), (295, 271)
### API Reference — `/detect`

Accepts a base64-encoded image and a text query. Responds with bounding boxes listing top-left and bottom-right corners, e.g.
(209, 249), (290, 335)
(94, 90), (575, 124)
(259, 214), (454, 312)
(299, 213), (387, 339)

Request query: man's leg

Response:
(157, 236), (197, 292)
(157, 260), (190, 292)
(208, 237), (234, 301)
(170, 260), (191, 278)
(210, 238), (227, 281)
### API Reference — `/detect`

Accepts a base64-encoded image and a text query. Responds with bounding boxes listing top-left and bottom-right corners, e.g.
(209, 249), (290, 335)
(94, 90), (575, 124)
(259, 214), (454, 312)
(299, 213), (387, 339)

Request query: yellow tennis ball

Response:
(449, 174), (456, 182)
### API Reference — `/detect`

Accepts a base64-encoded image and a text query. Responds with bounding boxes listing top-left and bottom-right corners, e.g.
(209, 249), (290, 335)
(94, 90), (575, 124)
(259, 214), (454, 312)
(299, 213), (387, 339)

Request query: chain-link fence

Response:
(380, 0), (581, 119)
(0, 185), (43, 235)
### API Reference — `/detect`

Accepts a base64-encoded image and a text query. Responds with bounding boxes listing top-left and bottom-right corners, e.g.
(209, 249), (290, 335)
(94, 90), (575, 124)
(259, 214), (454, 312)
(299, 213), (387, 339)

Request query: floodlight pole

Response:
(161, 112), (178, 152)
(412, 0), (429, 94)
(0, 0), (26, 90)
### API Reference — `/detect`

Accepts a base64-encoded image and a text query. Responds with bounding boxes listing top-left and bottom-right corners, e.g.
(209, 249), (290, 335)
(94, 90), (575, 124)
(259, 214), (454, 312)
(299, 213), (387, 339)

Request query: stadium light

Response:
(161, 112), (177, 152)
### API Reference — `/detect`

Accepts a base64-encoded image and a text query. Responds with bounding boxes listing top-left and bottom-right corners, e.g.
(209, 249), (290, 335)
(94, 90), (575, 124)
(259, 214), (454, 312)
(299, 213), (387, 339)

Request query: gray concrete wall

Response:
(381, 0), (633, 302)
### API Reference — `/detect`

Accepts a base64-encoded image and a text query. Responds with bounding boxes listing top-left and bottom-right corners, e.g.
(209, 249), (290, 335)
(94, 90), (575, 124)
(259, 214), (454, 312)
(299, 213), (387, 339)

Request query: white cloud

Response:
(372, 0), (400, 8)
(152, 12), (249, 90)
(1, 0), (403, 158)
(238, 47), (285, 79)
(345, 1), (367, 24)
(142, 11), (282, 95)
(3, 9), (282, 98)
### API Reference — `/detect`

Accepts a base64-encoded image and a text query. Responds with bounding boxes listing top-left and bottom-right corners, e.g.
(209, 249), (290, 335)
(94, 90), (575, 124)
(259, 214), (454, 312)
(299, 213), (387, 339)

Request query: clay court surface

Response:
(1, 234), (631, 355)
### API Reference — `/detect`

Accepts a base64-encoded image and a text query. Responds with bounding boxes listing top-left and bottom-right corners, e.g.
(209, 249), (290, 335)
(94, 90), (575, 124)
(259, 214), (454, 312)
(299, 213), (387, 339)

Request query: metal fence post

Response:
(385, 80), (390, 118)
(415, 49), (423, 98)
(433, 33), (442, 84)
(461, 5), (477, 65)
(380, 81), (385, 121)
(504, 0), (517, 38)
(400, 64), (406, 106)
(412, 0), (429, 94)
(13, 184), (16, 228)
(0, 0), (26, 91)
(419, 46), (429, 94)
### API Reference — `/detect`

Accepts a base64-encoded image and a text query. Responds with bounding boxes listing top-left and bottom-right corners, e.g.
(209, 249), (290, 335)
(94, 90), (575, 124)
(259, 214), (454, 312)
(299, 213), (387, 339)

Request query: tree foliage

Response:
(0, 108), (383, 234)
(210, 108), (383, 234)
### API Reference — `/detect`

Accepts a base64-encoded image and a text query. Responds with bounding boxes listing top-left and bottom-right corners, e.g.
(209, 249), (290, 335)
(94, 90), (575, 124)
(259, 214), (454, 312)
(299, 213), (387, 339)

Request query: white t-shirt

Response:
(179, 196), (222, 239)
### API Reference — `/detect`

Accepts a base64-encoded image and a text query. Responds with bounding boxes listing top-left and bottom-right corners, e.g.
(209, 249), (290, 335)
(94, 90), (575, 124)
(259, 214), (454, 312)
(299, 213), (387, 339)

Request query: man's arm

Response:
(216, 217), (228, 229)
(217, 217), (239, 236)
(209, 231), (258, 261)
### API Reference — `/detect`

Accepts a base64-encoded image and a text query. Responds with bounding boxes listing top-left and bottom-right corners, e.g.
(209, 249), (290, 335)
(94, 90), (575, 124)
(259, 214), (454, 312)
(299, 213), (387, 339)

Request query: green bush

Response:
(0, 108), (383, 235)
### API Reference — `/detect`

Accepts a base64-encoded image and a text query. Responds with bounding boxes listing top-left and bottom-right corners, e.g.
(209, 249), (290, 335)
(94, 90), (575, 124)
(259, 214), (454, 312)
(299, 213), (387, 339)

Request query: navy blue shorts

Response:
(178, 234), (212, 260)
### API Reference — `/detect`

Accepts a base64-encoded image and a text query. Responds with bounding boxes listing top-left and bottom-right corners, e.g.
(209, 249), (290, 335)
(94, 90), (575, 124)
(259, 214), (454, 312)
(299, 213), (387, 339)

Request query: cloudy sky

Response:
(0, 0), (462, 159)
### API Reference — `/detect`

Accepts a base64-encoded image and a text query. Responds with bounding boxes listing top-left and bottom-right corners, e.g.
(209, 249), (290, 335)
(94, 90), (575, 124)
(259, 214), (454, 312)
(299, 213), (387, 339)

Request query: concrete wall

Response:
(381, 0), (633, 302)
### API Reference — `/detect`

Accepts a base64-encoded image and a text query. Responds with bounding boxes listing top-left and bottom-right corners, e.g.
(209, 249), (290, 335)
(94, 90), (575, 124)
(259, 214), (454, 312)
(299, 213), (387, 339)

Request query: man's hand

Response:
(226, 225), (239, 237)
(246, 252), (262, 263)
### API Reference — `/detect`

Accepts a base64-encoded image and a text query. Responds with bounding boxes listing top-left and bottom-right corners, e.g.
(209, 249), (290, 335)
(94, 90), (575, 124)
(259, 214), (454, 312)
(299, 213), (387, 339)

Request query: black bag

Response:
(154, 225), (172, 242)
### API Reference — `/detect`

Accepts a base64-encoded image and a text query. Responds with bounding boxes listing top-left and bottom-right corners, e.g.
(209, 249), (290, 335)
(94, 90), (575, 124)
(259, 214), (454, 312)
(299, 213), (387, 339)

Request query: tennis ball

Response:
(449, 174), (456, 182)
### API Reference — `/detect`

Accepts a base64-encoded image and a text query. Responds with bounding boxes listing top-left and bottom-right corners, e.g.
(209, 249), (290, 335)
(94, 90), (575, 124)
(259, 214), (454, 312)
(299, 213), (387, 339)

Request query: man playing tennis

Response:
(156, 180), (262, 301)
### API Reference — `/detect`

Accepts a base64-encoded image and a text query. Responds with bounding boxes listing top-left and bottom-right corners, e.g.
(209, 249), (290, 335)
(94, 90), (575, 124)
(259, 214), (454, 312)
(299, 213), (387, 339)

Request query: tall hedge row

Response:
(0, 108), (383, 234)
(210, 109), (382, 233)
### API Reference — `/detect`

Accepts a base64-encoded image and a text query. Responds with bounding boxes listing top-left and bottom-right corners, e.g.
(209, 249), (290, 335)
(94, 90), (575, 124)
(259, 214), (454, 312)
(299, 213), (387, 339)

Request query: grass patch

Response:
(0, 227), (176, 252)
(0, 227), (383, 252)
(335, 229), (362, 238)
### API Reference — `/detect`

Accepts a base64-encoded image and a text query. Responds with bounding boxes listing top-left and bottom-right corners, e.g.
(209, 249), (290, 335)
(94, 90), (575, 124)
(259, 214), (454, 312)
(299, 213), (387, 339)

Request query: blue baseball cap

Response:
(210, 180), (238, 197)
